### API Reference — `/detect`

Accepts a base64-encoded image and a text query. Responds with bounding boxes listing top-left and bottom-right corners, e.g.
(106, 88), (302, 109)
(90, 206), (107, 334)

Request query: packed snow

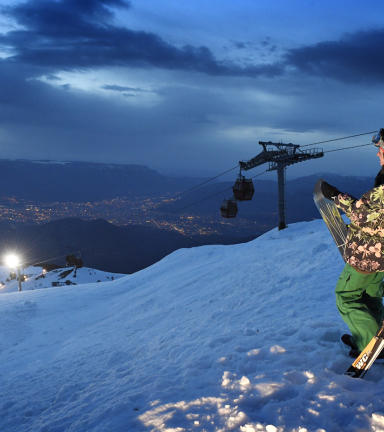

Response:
(1, 219), (384, 432)
(0, 266), (125, 294)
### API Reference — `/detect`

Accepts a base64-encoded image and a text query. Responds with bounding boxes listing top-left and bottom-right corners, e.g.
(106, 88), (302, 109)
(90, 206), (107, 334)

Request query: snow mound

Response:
(0, 219), (383, 431)
(0, 266), (125, 294)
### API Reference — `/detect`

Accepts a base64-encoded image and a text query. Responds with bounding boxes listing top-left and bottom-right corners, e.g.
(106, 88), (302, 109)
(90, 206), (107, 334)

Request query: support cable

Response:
(132, 165), (239, 217)
(323, 142), (373, 153)
(301, 131), (377, 148)
(153, 170), (269, 220)
(19, 137), (377, 268)
(22, 165), (239, 266)
(29, 255), (73, 268)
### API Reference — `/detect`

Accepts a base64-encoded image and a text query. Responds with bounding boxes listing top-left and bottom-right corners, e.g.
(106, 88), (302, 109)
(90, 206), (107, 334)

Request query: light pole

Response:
(17, 266), (22, 292)
(5, 255), (22, 292)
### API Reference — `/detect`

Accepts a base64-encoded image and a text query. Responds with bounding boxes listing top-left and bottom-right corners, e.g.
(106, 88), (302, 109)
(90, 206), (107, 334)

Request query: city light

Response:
(5, 254), (20, 268)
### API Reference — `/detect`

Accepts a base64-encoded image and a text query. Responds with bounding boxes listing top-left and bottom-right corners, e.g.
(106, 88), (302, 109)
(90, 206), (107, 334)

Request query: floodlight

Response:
(5, 254), (20, 268)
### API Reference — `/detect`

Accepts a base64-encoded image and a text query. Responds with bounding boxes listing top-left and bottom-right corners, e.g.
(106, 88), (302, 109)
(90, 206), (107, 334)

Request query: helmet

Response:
(373, 128), (384, 150)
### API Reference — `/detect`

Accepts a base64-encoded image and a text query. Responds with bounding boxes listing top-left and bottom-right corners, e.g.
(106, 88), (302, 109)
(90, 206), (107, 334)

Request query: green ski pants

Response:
(335, 263), (384, 351)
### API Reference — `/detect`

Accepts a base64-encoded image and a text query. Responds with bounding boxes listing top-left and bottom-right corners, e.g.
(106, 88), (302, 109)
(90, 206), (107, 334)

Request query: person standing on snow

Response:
(321, 129), (384, 358)
(373, 129), (384, 187)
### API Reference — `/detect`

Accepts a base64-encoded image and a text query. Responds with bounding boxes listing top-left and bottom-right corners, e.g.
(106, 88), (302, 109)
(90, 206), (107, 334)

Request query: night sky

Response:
(1, 0), (383, 179)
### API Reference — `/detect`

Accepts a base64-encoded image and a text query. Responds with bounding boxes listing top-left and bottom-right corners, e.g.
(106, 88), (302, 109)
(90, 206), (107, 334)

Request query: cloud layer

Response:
(1, 0), (282, 77)
(0, 0), (383, 177)
(2, 0), (384, 83)
(286, 29), (384, 83)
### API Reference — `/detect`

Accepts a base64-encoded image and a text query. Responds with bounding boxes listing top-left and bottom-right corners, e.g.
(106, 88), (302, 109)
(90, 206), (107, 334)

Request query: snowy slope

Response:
(0, 266), (125, 294)
(1, 220), (384, 432)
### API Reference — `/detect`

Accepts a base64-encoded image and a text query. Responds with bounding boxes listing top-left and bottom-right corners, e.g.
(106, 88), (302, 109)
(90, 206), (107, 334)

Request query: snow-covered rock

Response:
(0, 219), (382, 431)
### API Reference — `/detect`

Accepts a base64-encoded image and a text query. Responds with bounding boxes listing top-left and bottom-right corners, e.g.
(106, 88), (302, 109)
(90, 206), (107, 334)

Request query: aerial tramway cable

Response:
(301, 131), (377, 148)
(132, 165), (239, 217)
(323, 142), (373, 153)
(22, 133), (380, 267)
(153, 170), (269, 220)
(24, 165), (241, 266)
(140, 139), (374, 226)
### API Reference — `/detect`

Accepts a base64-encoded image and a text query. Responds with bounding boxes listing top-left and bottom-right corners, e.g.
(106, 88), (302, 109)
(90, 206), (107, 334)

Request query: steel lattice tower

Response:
(239, 141), (324, 230)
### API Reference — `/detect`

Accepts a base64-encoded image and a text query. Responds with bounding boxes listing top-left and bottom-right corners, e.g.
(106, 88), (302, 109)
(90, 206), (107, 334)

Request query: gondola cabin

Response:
(66, 254), (84, 269)
(66, 254), (77, 267)
(220, 198), (238, 218)
(233, 177), (254, 201)
(9, 271), (16, 280)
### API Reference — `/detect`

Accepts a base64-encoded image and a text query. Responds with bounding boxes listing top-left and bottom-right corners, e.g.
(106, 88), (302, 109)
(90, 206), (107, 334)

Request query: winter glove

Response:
(321, 181), (340, 200)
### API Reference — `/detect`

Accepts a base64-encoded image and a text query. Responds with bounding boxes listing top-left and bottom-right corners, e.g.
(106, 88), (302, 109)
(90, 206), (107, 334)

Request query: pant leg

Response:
(335, 263), (384, 351)
(363, 276), (384, 325)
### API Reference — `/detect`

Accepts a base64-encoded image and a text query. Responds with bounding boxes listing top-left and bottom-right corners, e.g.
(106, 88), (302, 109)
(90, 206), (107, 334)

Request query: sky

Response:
(1, 0), (384, 179)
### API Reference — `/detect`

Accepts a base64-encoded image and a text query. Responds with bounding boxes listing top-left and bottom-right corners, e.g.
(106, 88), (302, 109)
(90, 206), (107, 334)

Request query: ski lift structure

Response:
(8, 270), (26, 283)
(220, 141), (324, 230)
(66, 253), (84, 269)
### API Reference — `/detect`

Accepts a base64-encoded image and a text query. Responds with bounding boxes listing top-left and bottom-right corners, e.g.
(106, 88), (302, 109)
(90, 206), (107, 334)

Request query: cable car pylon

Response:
(221, 141), (324, 230)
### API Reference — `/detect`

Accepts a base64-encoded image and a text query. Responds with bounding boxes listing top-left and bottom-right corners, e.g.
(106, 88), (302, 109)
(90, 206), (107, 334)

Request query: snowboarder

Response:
(373, 129), (384, 186)
(321, 131), (384, 358)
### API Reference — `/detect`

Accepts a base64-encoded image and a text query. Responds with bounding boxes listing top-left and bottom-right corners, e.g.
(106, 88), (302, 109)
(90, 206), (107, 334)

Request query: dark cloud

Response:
(46, 74), (62, 81)
(0, 0), (282, 78)
(1, 1), (383, 85)
(232, 41), (247, 49)
(284, 28), (384, 83)
(101, 85), (145, 92)
(4, 0), (129, 29)
(261, 38), (272, 47)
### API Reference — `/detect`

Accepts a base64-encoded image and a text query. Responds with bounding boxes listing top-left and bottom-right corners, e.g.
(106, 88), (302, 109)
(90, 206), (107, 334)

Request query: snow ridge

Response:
(1, 220), (384, 431)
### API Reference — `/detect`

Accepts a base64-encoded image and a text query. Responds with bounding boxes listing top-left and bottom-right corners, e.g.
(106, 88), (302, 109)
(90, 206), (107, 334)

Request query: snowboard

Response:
(345, 320), (384, 378)
(314, 179), (384, 378)
(313, 179), (348, 261)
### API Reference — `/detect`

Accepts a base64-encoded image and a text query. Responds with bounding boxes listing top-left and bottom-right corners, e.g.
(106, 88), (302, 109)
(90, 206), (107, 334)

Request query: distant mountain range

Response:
(0, 159), (209, 202)
(0, 160), (377, 219)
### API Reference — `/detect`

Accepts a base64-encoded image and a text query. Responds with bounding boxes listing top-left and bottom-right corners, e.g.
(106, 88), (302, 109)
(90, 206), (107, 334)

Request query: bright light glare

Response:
(5, 254), (19, 268)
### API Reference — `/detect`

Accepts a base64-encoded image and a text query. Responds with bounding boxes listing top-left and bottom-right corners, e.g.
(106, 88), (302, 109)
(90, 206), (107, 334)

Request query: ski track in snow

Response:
(1, 220), (384, 431)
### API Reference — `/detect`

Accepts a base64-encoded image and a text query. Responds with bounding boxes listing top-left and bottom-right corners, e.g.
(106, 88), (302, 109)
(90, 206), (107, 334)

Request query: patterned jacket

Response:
(334, 185), (384, 272)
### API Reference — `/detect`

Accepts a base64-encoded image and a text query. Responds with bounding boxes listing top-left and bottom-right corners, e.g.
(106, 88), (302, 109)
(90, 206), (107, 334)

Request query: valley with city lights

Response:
(0, 194), (266, 236)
